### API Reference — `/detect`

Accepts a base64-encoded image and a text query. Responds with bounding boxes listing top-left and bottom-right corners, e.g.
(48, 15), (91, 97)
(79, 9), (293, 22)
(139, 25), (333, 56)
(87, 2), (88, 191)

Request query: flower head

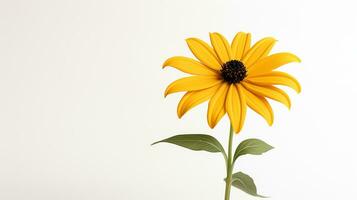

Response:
(163, 32), (301, 133)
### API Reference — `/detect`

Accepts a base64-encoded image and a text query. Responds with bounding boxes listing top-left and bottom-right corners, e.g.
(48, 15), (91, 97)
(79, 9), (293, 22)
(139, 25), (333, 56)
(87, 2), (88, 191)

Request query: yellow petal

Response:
(248, 53), (301, 76)
(225, 84), (247, 133)
(207, 83), (229, 128)
(215, 107), (226, 128)
(209, 32), (232, 63)
(242, 82), (291, 108)
(177, 85), (220, 118)
(237, 85), (247, 130)
(242, 37), (276, 68)
(225, 85), (240, 132)
(186, 38), (222, 71)
(231, 32), (251, 60)
(165, 75), (221, 97)
(247, 71), (301, 93)
(163, 56), (218, 76)
(240, 85), (274, 125)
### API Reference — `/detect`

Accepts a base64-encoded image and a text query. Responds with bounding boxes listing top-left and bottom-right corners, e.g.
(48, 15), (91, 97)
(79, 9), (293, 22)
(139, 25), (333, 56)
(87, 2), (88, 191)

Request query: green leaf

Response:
(233, 138), (273, 163)
(231, 172), (267, 198)
(152, 134), (226, 158)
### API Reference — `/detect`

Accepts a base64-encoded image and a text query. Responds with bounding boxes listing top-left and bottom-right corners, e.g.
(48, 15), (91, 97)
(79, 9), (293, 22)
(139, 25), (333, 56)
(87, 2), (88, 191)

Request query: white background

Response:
(0, 0), (356, 199)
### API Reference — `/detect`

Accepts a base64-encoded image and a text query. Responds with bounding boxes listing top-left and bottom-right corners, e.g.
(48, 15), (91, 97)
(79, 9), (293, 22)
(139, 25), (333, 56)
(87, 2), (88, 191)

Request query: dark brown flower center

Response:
(220, 60), (247, 84)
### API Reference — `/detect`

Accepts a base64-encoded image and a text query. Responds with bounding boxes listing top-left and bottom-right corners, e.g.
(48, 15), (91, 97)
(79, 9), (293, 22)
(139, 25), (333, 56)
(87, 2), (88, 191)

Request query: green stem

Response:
(224, 124), (234, 200)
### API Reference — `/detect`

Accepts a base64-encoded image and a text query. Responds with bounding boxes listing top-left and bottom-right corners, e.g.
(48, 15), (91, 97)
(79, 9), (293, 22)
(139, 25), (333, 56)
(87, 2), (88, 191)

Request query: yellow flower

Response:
(163, 32), (301, 133)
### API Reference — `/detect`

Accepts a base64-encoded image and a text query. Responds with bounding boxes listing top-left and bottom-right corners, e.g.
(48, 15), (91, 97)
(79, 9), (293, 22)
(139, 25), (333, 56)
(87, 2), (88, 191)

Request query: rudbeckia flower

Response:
(163, 32), (301, 133)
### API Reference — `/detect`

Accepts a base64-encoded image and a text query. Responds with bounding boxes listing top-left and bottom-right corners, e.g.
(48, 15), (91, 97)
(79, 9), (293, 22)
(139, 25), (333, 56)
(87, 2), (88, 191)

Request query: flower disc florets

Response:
(220, 60), (247, 84)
